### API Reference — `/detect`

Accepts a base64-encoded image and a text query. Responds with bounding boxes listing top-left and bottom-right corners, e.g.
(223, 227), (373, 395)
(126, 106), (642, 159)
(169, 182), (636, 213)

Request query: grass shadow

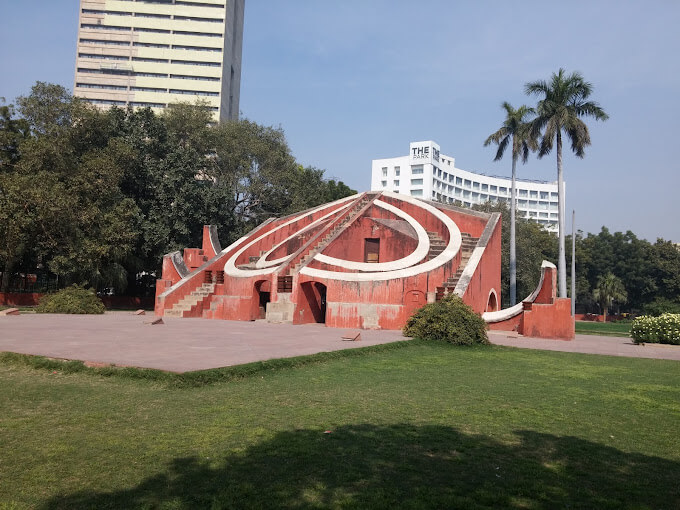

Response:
(42, 424), (679, 509)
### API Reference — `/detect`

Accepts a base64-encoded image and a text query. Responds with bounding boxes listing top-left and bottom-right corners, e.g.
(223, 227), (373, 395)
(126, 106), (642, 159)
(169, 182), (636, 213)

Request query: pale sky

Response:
(1, 1), (678, 242)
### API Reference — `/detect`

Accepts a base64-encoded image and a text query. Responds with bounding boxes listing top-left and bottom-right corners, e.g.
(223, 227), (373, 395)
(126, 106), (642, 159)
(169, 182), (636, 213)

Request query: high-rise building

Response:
(74, 0), (244, 122)
(371, 141), (562, 231)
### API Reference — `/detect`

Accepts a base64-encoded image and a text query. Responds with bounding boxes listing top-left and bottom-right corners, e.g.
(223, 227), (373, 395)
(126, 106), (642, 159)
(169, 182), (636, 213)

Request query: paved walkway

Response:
(488, 330), (680, 361)
(1, 314), (678, 373)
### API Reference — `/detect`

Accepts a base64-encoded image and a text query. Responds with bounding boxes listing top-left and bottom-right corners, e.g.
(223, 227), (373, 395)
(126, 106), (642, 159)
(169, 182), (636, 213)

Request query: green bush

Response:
(403, 295), (489, 345)
(631, 313), (680, 345)
(36, 285), (106, 314)
(641, 297), (680, 317)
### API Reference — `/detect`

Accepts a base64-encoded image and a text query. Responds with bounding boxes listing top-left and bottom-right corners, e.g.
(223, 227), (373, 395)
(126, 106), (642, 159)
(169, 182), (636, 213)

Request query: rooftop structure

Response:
(371, 141), (561, 231)
(73, 0), (244, 122)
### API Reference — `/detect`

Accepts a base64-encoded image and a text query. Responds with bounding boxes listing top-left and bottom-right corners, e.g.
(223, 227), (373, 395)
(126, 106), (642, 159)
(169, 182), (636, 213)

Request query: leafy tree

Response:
(284, 165), (356, 215)
(2, 84), (141, 291)
(593, 272), (627, 321)
(16, 81), (78, 136)
(525, 69), (608, 298)
(0, 86), (358, 295)
(484, 102), (536, 305)
(0, 98), (30, 171)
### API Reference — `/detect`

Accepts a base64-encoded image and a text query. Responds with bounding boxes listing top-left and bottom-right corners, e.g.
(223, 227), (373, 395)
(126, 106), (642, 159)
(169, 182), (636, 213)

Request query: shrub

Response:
(631, 314), (680, 345)
(641, 297), (680, 317)
(36, 285), (106, 314)
(403, 295), (489, 345)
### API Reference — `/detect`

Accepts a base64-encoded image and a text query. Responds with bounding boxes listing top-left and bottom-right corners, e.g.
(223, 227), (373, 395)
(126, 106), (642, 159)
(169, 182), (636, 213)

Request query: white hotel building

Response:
(74, 0), (244, 122)
(371, 141), (561, 231)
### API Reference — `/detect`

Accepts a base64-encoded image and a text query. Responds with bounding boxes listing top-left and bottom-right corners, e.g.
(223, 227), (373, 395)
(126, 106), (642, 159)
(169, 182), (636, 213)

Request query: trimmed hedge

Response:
(404, 295), (489, 345)
(35, 285), (105, 314)
(631, 313), (680, 345)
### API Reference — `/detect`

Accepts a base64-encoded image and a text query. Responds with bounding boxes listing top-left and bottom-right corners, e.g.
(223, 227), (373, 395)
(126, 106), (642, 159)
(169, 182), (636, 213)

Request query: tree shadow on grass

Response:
(43, 425), (679, 509)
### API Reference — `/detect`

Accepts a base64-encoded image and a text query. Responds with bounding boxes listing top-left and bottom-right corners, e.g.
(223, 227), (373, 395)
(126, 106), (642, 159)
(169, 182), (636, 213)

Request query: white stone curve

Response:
(313, 199), (430, 271)
(481, 260), (556, 323)
(224, 194), (360, 278)
(300, 192), (462, 282)
(254, 202), (354, 269)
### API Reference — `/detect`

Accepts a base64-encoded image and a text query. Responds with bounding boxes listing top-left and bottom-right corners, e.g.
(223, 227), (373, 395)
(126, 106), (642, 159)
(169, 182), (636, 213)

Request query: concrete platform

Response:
(0, 314), (678, 374)
(0, 313), (406, 372)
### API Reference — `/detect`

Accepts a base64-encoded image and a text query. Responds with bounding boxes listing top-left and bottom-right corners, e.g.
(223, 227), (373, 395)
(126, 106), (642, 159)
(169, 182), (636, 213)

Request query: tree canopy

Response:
(0, 83), (356, 294)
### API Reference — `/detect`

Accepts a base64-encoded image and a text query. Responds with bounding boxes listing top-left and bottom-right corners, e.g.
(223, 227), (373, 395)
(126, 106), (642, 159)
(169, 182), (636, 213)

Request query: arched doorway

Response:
(299, 281), (327, 324)
(254, 280), (271, 320)
(486, 289), (499, 312)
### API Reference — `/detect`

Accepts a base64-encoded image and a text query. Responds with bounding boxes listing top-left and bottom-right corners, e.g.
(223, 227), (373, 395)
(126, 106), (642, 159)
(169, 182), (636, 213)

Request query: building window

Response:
(381, 180), (387, 187)
(394, 166), (400, 176)
(80, 24), (131, 31)
(174, 15), (225, 23)
(174, 30), (223, 38)
(79, 53), (129, 61)
(76, 83), (128, 90)
(411, 189), (423, 197)
(364, 238), (380, 263)
(169, 89), (219, 96)
(131, 86), (168, 93)
(411, 178), (423, 185)
(133, 42), (170, 48)
(530, 190), (538, 199)
(79, 38), (130, 46)
(481, 183), (488, 191)
(85, 98), (127, 105)
(411, 165), (423, 175)
(499, 187), (507, 194)
(171, 59), (221, 67)
(132, 57), (169, 63)
(170, 74), (220, 81)
(464, 179), (471, 188)
(540, 191), (549, 200)
(456, 177), (463, 185)
(519, 189), (528, 197)
(382, 167), (387, 176)
(394, 180), (399, 186)
(134, 27), (171, 34)
(172, 45), (222, 52)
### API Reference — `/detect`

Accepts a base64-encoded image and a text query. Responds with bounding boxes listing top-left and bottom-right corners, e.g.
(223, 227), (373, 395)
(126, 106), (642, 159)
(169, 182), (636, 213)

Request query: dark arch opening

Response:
(299, 281), (327, 324)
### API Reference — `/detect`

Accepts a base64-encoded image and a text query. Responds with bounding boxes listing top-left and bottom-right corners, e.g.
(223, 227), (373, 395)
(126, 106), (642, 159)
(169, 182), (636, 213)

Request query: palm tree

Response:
(484, 102), (536, 306)
(593, 272), (627, 322)
(525, 69), (608, 298)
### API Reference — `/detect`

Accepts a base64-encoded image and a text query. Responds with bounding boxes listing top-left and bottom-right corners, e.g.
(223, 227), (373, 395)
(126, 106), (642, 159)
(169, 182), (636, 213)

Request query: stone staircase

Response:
(164, 282), (216, 318)
(289, 194), (373, 275)
(427, 231), (447, 260)
(435, 233), (479, 300)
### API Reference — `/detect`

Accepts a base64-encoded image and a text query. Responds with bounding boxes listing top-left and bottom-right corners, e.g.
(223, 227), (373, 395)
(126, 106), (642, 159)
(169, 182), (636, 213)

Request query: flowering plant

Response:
(631, 313), (680, 345)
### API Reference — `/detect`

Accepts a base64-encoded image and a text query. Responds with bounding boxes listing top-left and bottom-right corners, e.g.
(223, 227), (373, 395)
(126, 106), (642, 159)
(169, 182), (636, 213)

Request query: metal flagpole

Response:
(571, 209), (576, 316)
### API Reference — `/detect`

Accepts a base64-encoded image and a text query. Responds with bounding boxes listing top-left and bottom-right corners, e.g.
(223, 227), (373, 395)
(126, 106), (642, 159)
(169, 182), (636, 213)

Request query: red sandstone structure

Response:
(154, 191), (573, 338)
(483, 261), (575, 340)
(155, 192), (502, 329)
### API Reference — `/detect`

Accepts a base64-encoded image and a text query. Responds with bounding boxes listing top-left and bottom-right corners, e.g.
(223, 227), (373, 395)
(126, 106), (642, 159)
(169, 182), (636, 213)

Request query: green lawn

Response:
(575, 320), (631, 337)
(1, 342), (679, 509)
